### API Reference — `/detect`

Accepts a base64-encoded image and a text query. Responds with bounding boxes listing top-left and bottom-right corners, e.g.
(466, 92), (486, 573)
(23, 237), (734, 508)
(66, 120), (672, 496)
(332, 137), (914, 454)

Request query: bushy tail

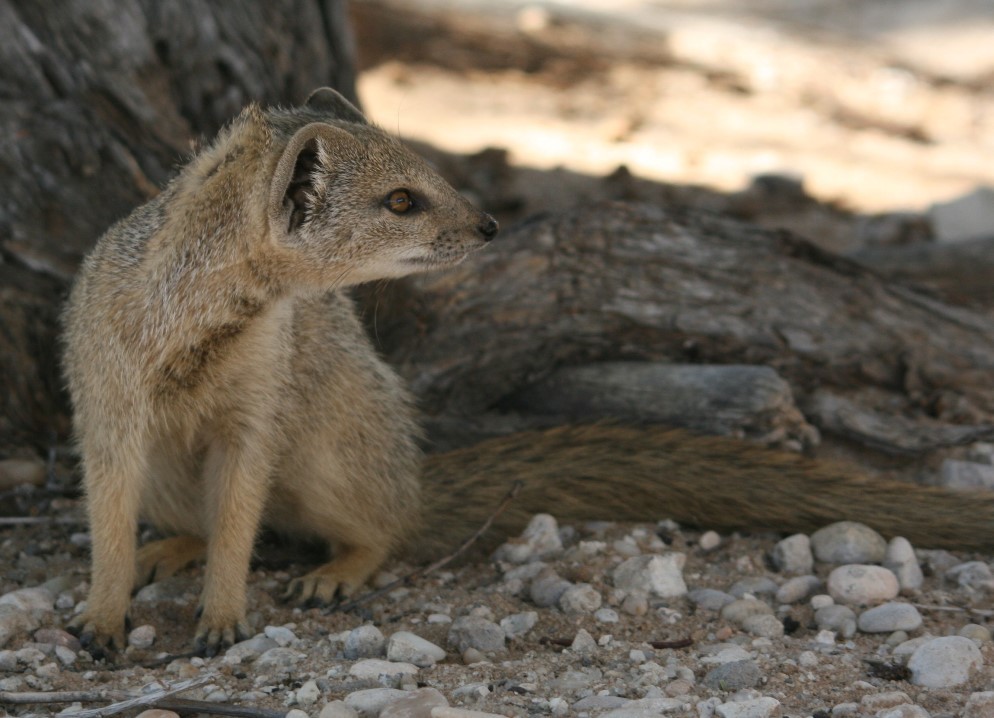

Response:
(407, 424), (994, 561)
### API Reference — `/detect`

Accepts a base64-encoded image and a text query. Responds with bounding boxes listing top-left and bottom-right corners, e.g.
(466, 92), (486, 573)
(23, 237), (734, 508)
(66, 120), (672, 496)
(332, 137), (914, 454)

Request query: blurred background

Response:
(351, 0), (994, 250)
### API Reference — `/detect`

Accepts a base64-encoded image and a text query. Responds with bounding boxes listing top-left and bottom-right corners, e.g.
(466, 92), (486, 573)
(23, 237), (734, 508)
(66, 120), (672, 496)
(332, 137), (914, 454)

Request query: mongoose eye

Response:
(384, 189), (413, 214)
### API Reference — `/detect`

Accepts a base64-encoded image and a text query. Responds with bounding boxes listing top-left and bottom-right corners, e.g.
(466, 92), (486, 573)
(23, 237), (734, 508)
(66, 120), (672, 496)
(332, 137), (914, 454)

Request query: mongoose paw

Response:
(134, 536), (207, 590)
(193, 613), (251, 657)
(282, 573), (357, 607)
(66, 611), (130, 661)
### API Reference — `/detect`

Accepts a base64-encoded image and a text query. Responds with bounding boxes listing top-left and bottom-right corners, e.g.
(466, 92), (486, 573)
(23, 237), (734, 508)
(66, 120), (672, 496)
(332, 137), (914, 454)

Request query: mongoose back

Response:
(64, 88), (994, 658)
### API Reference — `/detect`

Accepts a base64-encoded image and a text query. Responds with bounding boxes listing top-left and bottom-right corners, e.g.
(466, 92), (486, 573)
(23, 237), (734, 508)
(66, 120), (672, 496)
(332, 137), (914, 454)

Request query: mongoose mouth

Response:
(402, 251), (470, 269)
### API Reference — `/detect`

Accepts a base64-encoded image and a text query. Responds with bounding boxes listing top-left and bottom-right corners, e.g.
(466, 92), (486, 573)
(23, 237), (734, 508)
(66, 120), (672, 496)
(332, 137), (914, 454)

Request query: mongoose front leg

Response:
(194, 436), (272, 656)
(284, 542), (390, 607)
(67, 446), (146, 658)
(135, 536), (207, 589)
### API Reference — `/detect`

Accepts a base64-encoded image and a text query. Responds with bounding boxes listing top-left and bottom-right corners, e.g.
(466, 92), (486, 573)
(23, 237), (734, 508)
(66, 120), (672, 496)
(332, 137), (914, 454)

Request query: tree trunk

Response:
(0, 0), (357, 448)
(368, 202), (994, 458)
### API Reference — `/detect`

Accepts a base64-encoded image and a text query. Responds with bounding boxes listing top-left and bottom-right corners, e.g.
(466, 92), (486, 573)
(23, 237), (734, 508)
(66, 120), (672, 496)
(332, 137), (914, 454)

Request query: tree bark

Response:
(0, 0), (357, 448)
(371, 202), (994, 457)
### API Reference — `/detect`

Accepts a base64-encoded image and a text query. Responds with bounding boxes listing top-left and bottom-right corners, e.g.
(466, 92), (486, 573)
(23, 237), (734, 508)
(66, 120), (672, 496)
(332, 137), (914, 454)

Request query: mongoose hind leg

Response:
(283, 542), (390, 607)
(134, 536), (207, 589)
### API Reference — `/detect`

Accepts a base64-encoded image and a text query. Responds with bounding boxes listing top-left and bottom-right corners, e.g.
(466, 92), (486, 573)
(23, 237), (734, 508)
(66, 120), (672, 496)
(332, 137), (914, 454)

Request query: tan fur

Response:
(64, 89), (994, 658)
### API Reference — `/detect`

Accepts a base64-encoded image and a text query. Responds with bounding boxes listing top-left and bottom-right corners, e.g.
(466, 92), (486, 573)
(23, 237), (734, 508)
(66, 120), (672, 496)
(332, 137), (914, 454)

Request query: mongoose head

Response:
(267, 88), (498, 287)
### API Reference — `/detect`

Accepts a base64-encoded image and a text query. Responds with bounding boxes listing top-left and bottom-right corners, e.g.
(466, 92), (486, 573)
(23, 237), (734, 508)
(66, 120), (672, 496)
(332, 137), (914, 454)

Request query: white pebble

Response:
(263, 625), (297, 646)
(558, 583), (602, 613)
(499, 611), (537, 639)
(295, 679), (321, 707)
(908, 635), (983, 688)
(699, 531), (721, 551)
(771, 533), (813, 574)
(715, 696), (781, 718)
(811, 521), (887, 564)
(612, 553), (688, 598)
(128, 625), (156, 650)
(883, 537), (923, 591)
(827, 565), (899, 605)
(857, 602), (922, 633)
(386, 631), (446, 667)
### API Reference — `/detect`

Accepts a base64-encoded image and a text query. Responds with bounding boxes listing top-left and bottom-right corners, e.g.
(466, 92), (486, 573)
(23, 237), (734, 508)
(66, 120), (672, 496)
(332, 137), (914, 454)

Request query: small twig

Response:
(334, 480), (524, 613)
(134, 698), (287, 718)
(0, 674), (216, 718)
(0, 516), (88, 526)
(913, 603), (994, 618)
(649, 638), (694, 649)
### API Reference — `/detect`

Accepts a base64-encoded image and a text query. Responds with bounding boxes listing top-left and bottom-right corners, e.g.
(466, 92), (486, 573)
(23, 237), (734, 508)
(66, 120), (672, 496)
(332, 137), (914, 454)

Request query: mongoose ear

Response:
(268, 122), (354, 237)
(305, 87), (368, 125)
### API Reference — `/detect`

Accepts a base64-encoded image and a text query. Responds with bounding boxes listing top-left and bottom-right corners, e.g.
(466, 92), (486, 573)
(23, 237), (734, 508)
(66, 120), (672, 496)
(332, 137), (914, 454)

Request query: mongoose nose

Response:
(477, 215), (499, 242)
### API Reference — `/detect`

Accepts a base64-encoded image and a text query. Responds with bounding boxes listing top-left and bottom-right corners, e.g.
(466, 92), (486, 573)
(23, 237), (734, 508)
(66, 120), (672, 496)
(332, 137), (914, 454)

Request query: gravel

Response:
(1, 505), (993, 717)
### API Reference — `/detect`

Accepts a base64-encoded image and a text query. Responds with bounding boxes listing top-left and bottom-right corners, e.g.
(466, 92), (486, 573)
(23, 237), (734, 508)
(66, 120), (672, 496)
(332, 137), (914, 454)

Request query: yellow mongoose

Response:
(65, 88), (994, 657)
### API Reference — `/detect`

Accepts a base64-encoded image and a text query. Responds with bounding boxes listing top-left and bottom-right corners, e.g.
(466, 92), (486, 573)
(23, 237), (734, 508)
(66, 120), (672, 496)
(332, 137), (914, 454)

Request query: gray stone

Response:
(703, 660), (762, 690)
(595, 607), (619, 623)
(728, 577), (779, 598)
(776, 575), (821, 604)
(380, 687), (448, 718)
(0, 458), (45, 489)
(947, 561), (994, 591)
(878, 706), (929, 718)
(319, 701), (359, 718)
(827, 564), (899, 605)
(226, 635), (279, 662)
(529, 567), (572, 607)
(132, 576), (197, 604)
(386, 631), (447, 667)
(263, 625), (297, 646)
(343, 688), (408, 718)
(447, 616), (506, 654)
(499, 611), (537, 639)
(349, 659), (419, 688)
(345, 625), (386, 660)
(255, 646), (305, 669)
(571, 628), (598, 654)
(601, 696), (686, 717)
(558, 583), (602, 613)
(857, 602), (922, 633)
(908, 636), (984, 688)
(612, 554), (687, 598)
(0, 605), (38, 649)
(573, 695), (631, 711)
(770, 533), (813, 574)
(741, 614), (784, 639)
(689, 588), (736, 611)
(493, 513), (563, 564)
(959, 623), (992, 644)
(720, 598), (772, 626)
(715, 697), (781, 718)
(883, 537), (923, 592)
(815, 605), (858, 638)
(0, 587), (53, 614)
(127, 624), (156, 649)
(811, 521), (887, 564)
(296, 679), (321, 707)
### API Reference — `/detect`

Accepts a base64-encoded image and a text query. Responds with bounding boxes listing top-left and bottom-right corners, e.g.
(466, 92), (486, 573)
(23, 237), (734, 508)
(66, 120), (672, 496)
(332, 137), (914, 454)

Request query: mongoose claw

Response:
(283, 573), (353, 607)
(193, 618), (251, 657)
(66, 613), (127, 661)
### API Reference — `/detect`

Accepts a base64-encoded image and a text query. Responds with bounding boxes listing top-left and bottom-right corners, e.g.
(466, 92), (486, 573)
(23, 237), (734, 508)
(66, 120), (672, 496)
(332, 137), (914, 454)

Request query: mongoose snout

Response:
(477, 215), (499, 242)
